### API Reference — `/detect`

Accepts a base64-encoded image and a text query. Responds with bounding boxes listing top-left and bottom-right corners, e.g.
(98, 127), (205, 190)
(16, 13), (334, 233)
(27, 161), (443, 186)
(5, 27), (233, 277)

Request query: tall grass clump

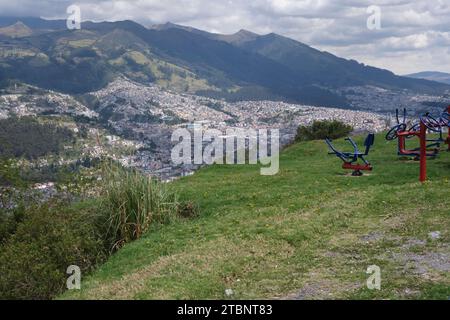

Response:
(100, 162), (181, 250)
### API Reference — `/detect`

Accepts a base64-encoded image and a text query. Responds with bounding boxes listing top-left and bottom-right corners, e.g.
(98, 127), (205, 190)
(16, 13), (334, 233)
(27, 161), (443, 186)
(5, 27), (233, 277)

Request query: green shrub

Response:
(0, 200), (106, 300)
(99, 163), (182, 251)
(0, 204), (26, 244)
(0, 159), (28, 187)
(295, 120), (353, 142)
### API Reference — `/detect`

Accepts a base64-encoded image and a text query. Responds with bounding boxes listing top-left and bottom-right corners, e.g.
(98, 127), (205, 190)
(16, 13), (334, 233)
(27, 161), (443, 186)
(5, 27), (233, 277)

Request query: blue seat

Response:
(325, 133), (375, 165)
(363, 133), (375, 155)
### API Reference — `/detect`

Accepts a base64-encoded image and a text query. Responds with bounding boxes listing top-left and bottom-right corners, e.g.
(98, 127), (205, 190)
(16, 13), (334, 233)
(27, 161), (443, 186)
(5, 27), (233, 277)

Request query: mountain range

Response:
(405, 71), (450, 85)
(0, 16), (449, 108)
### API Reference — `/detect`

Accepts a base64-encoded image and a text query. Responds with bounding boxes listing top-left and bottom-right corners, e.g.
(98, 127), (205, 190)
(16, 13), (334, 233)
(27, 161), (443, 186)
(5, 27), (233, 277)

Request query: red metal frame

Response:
(419, 121), (427, 182)
(395, 123), (428, 182)
(389, 108), (449, 183)
(446, 105), (450, 152)
(397, 131), (438, 157)
(342, 162), (373, 171)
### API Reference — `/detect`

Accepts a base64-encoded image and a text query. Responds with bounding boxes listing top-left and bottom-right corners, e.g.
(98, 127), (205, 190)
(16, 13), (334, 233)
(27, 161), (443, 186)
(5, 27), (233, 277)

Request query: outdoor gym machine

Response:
(386, 108), (440, 158)
(444, 105), (450, 151)
(325, 134), (375, 176)
(386, 112), (442, 182)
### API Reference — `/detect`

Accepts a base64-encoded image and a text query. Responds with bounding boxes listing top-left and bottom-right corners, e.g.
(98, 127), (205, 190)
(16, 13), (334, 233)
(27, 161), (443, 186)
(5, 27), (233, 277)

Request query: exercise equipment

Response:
(441, 106), (450, 151)
(386, 112), (444, 182)
(417, 113), (445, 181)
(325, 134), (375, 176)
(385, 109), (440, 158)
(408, 113), (443, 153)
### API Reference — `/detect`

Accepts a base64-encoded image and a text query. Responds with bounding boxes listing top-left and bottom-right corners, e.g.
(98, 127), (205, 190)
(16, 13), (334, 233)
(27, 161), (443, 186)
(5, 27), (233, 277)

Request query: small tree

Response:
(295, 120), (353, 142)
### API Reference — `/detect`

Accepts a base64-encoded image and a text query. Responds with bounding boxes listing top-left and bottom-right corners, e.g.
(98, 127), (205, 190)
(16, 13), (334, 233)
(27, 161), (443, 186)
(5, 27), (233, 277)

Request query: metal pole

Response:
(447, 105), (450, 151)
(419, 121), (427, 182)
(398, 135), (405, 154)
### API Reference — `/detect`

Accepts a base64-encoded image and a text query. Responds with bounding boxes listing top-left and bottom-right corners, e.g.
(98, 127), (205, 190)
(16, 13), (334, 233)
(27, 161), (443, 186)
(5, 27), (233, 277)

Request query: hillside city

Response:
(5, 77), (446, 183)
(88, 78), (390, 180)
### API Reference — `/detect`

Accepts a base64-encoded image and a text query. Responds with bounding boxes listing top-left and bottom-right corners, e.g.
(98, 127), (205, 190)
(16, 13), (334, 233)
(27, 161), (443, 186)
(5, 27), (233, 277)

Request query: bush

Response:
(0, 204), (25, 244)
(295, 120), (353, 142)
(0, 159), (28, 187)
(0, 200), (106, 300)
(99, 163), (182, 251)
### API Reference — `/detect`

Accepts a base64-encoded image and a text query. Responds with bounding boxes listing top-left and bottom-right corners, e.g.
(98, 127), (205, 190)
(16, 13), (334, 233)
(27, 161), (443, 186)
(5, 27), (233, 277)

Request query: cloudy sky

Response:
(1, 0), (449, 75)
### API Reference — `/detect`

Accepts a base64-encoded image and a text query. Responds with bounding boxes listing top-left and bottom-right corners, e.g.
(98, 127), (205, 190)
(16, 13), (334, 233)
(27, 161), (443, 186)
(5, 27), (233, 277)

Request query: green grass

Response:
(61, 133), (450, 300)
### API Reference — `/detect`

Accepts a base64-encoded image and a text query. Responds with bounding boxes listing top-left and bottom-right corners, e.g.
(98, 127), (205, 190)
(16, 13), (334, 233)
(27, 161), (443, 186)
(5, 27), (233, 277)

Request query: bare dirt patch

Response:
(281, 270), (361, 300)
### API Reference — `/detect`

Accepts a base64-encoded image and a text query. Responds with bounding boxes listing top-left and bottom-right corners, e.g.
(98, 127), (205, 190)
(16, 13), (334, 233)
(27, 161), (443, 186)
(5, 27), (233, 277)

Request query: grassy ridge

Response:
(61, 133), (450, 299)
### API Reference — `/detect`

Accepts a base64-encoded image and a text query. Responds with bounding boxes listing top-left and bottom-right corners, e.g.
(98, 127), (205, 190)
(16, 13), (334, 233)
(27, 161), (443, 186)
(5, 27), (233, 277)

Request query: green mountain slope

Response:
(153, 22), (450, 94)
(237, 33), (446, 93)
(61, 134), (450, 300)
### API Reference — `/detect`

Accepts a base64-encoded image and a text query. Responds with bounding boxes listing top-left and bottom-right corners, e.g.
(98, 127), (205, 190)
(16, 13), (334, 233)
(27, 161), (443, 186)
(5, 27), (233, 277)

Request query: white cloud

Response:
(0, 0), (449, 74)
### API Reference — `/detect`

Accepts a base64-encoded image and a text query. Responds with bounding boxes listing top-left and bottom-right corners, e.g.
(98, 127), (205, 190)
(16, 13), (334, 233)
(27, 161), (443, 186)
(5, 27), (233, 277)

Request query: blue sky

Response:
(1, 0), (449, 74)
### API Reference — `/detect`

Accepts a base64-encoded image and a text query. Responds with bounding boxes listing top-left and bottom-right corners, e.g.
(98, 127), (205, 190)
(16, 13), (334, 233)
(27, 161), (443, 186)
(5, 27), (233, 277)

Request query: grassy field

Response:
(61, 133), (450, 300)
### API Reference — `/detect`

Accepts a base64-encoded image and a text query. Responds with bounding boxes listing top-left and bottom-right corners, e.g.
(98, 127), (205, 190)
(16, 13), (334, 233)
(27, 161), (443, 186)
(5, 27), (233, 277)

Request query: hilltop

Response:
(0, 21), (32, 37)
(61, 133), (450, 300)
